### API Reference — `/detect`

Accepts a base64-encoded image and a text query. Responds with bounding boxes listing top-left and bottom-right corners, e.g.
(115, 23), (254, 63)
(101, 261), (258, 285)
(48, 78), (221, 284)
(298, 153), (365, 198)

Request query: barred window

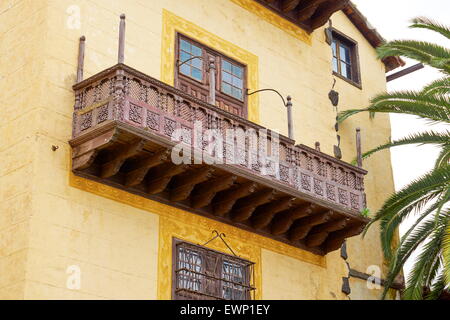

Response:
(173, 239), (255, 300)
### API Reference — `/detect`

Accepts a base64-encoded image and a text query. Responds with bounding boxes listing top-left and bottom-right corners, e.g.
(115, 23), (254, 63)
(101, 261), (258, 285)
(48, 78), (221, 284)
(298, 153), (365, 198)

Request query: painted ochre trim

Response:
(229, 0), (312, 44)
(161, 9), (260, 123)
(69, 173), (326, 300)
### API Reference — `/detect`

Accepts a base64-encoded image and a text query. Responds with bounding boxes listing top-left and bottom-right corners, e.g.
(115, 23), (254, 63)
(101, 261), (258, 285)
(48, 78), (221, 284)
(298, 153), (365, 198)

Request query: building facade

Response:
(0, 0), (403, 299)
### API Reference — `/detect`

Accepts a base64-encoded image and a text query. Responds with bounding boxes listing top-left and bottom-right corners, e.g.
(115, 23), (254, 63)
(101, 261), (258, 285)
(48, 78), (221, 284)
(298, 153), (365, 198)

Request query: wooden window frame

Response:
(174, 33), (249, 118)
(331, 28), (362, 89)
(172, 238), (255, 300)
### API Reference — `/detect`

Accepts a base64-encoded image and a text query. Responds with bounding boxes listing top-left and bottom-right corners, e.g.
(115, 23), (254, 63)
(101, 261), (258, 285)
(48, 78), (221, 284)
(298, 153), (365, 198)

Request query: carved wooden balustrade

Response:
(70, 63), (368, 255)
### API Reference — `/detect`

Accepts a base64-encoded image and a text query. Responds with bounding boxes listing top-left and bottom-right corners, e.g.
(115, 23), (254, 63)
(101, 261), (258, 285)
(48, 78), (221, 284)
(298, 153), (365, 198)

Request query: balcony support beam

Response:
(124, 150), (171, 187)
(100, 139), (145, 179)
(251, 197), (295, 229)
(213, 182), (258, 217)
(230, 190), (278, 222)
(147, 163), (188, 195)
(304, 218), (348, 247)
(71, 127), (117, 170)
(271, 203), (316, 235)
(191, 175), (237, 209)
(170, 167), (215, 202)
(289, 210), (333, 241)
(281, 0), (300, 12)
(323, 223), (365, 253)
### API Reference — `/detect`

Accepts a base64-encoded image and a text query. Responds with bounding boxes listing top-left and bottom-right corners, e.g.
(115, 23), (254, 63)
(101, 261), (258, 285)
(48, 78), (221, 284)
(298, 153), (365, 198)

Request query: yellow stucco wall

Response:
(0, 0), (396, 299)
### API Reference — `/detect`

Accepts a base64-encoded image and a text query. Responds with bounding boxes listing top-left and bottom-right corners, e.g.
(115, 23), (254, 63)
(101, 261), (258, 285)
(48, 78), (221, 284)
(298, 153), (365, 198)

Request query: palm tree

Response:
(338, 18), (450, 300)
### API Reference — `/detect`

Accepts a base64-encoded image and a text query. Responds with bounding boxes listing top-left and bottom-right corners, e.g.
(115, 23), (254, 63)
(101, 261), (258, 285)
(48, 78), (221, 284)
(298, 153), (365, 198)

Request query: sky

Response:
(351, 0), (449, 278)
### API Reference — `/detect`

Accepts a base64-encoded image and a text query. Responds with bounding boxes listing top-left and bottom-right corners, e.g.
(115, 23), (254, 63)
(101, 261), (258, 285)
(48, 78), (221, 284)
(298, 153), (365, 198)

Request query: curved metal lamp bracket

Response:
(246, 88), (287, 107)
(246, 88), (294, 140)
(176, 55), (204, 68)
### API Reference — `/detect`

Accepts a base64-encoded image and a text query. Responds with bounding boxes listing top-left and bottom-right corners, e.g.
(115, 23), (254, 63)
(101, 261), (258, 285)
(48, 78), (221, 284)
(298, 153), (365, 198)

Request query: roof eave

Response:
(342, 2), (406, 72)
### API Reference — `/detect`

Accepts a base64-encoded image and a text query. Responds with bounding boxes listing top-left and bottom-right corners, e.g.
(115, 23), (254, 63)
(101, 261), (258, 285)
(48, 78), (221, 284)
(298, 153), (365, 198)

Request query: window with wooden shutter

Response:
(175, 34), (248, 118)
(173, 239), (255, 300)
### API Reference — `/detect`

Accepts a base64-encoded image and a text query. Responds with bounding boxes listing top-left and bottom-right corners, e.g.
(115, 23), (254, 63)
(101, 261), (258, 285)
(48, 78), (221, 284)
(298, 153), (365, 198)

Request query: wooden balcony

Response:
(70, 63), (368, 255)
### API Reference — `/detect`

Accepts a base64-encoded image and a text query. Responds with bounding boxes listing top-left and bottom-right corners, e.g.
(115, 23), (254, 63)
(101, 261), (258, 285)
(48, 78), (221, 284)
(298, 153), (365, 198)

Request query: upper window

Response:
(173, 239), (255, 300)
(175, 34), (248, 117)
(331, 30), (361, 87)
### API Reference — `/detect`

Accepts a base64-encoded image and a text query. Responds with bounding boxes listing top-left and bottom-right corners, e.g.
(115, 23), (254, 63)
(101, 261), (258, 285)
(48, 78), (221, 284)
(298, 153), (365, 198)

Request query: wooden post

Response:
(76, 36), (86, 83)
(356, 127), (362, 167)
(315, 142), (321, 151)
(118, 14), (126, 64)
(286, 95), (294, 140)
(208, 58), (216, 105)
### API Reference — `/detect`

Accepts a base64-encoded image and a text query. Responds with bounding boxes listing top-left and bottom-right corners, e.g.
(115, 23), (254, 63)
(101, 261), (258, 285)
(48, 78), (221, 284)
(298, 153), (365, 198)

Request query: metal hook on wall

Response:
(201, 230), (238, 257)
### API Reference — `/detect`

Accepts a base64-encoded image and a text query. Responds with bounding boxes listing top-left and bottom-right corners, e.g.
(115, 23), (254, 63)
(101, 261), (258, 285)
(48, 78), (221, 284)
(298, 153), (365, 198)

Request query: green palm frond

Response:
(443, 222), (450, 286)
(380, 206), (445, 299)
(377, 40), (450, 60)
(403, 215), (448, 300)
(358, 131), (450, 161)
(375, 165), (449, 219)
(338, 91), (450, 124)
(378, 191), (444, 259)
(426, 254), (442, 287)
(369, 166), (450, 258)
(425, 270), (447, 300)
(435, 146), (450, 169)
(421, 77), (450, 96)
(410, 17), (450, 40)
(377, 40), (450, 73)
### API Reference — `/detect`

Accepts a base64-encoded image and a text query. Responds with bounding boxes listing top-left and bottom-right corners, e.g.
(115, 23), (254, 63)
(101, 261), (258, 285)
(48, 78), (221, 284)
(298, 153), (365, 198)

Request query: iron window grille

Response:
(173, 239), (255, 300)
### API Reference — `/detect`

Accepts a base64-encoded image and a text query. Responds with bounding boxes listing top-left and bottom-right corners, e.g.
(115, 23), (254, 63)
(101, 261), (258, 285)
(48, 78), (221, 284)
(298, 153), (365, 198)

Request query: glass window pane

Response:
(222, 82), (232, 95)
(180, 64), (190, 76)
(341, 63), (348, 78)
(222, 71), (232, 84)
(344, 63), (352, 79)
(191, 57), (202, 68)
(232, 76), (243, 88)
(191, 67), (202, 81)
(180, 39), (190, 52)
(223, 60), (232, 73)
(340, 44), (351, 63)
(332, 57), (338, 73)
(341, 62), (352, 79)
(180, 51), (191, 63)
(232, 87), (243, 100)
(192, 44), (202, 57)
(232, 65), (243, 78)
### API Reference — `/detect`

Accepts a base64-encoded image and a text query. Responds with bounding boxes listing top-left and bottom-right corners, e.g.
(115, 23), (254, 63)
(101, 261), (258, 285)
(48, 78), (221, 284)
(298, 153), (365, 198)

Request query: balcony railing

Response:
(70, 63), (368, 255)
